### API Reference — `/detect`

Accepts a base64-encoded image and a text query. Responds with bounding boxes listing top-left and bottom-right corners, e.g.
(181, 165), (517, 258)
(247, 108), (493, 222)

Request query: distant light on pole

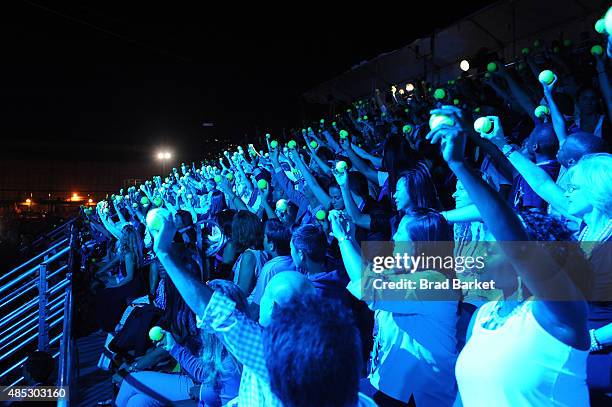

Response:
(88, 198), (93, 203)
(405, 83), (414, 92)
(460, 60), (470, 72)
(164, 152), (171, 159)
(157, 152), (164, 159)
(26, 198), (31, 204)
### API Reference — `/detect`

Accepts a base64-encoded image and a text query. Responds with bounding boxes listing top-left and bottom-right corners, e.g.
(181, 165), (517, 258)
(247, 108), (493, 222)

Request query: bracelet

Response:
(502, 144), (516, 158)
(590, 329), (603, 352)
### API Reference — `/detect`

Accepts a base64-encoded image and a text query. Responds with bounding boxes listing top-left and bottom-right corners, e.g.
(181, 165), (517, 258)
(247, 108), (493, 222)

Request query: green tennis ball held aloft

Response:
(595, 18), (606, 34)
(474, 117), (494, 134)
(257, 179), (268, 190)
(486, 62), (498, 73)
(429, 114), (455, 131)
(276, 199), (288, 212)
(214, 175), (222, 183)
(149, 326), (165, 342)
(287, 140), (297, 149)
(433, 88), (446, 100)
(538, 70), (556, 86)
(310, 140), (318, 149)
(315, 210), (327, 221)
(591, 45), (604, 56)
(535, 105), (550, 118)
(402, 124), (413, 134)
(270, 140), (279, 149)
(336, 161), (348, 173)
(339, 130), (349, 139)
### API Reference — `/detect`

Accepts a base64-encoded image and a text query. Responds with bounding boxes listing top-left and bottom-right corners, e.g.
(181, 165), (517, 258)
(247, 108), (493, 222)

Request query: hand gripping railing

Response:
(0, 221), (80, 402)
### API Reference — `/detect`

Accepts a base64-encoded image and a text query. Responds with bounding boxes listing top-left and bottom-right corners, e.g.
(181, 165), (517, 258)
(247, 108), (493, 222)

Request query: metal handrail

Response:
(0, 295), (66, 347)
(0, 245), (69, 297)
(0, 220), (79, 392)
(30, 217), (75, 247)
(0, 238), (69, 283)
(58, 224), (78, 407)
(0, 269), (69, 312)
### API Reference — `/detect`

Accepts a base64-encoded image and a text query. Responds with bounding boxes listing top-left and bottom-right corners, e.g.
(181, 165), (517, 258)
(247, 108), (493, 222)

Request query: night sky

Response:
(1, 1), (493, 164)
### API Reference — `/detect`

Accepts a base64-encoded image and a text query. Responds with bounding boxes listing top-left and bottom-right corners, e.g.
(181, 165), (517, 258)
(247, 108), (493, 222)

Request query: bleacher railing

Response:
(0, 217), (79, 405)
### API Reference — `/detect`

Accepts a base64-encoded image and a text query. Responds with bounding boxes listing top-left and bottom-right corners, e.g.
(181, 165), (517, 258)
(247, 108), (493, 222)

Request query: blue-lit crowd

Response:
(81, 14), (612, 407)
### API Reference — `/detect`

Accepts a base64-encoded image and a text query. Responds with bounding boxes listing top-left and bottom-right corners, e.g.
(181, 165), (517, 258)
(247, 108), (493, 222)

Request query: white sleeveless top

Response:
(455, 301), (588, 407)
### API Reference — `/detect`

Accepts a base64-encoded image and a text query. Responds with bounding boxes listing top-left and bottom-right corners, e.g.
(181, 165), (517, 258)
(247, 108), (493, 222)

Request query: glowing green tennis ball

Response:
(484, 72), (491, 78)
(363, 115), (368, 121)
(131, 202), (138, 209)
(265, 133), (271, 139)
(553, 46), (559, 53)
(320, 119), (325, 124)
(474, 117), (493, 134)
(270, 140), (278, 149)
(149, 326), (164, 342)
(146, 207), (169, 231)
(226, 173), (233, 181)
(521, 47), (530, 55)
(307, 127), (312, 132)
(404, 108), (409, 113)
(429, 114), (455, 131)
(310, 140), (318, 149)
(591, 45), (604, 56)
(538, 70), (555, 85)
(474, 107), (481, 113)
(276, 199), (288, 212)
(533, 39), (541, 47)
(287, 140), (297, 149)
(606, 6), (612, 35)
(257, 179), (268, 190)
(563, 39), (572, 47)
(214, 175), (222, 183)
(595, 19), (606, 34)
(335, 161), (348, 173)
(486, 62), (498, 73)
(315, 210), (327, 221)
(453, 99), (460, 106)
(346, 109), (351, 113)
(153, 197), (163, 207)
(356, 117), (362, 122)
(402, 124), (413, 134)
(433, 88), (446, 100)
(339, 130), (349, 139)
(332, 121), (337, 126)
(535, 105), (550, 118)
(448, 80), (455, 85)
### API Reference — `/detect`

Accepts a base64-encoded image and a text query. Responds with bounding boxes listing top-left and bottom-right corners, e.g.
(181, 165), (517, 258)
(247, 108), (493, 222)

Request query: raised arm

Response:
(541, 76), (568, 145)
(288, 148), (332, 210)
(595, 52), (612, 124)
(153, 214), (213, 316)
(480, 117), (569, 217)
(496, 63), (538, 121)
(338, 137), (379, 184)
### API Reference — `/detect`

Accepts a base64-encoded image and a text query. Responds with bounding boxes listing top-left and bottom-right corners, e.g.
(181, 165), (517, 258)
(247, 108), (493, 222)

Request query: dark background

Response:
(1, 0), (493, 164)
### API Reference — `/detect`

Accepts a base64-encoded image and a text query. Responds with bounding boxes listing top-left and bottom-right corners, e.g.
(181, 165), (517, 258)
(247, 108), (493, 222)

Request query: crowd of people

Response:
(78, 12), (612, 407)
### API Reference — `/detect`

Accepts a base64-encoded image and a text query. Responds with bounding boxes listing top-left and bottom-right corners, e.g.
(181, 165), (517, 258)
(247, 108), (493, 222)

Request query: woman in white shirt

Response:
(427, 107), (591, 407)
